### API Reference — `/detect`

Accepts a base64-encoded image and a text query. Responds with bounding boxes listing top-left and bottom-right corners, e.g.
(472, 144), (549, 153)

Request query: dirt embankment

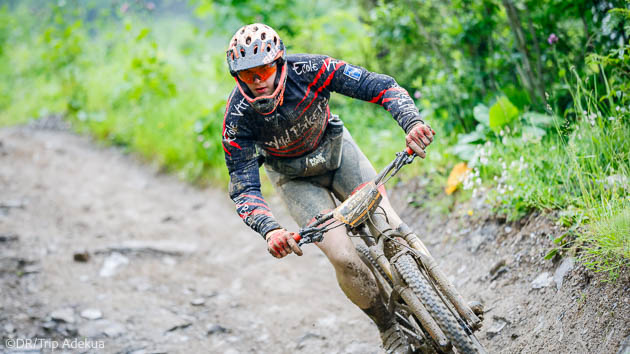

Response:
(0, 124), (628, 354)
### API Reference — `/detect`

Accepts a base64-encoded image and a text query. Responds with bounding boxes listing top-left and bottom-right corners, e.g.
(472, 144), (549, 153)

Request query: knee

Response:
(327, 247), (359, 270)
(319, 239), (355, 266)
(327, 247), (369, 279)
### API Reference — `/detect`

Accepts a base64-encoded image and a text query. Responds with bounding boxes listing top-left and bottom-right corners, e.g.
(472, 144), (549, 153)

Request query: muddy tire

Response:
(356, 244), (393, 288)
(394, 254), (484, 354)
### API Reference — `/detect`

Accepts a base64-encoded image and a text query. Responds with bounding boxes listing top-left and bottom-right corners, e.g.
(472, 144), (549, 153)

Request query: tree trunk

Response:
(405, 0), (452, 72)
(502, 0), (540, 106)
(526, 10), (547, 105)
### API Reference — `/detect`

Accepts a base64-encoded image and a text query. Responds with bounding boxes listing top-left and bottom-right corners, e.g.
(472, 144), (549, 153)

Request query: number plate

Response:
(333, 181), (382, 227)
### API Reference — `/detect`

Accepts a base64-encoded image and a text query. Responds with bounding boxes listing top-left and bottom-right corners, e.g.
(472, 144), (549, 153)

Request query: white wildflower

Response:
(463, 173), (474, 190)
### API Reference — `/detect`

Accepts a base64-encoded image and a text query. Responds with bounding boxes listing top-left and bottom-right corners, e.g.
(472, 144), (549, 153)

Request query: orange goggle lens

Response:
(237, 63), (277, 84)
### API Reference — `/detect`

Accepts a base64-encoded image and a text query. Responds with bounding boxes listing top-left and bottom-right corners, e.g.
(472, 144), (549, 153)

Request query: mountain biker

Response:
(222, 23), (435, 353)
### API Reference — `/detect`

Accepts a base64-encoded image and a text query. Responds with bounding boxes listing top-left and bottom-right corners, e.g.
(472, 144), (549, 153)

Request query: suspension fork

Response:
(363, 211), (482, 329)
(397, 223), (482, 330)
(363, 212), (395, 282)
(364, 213), (452, 350)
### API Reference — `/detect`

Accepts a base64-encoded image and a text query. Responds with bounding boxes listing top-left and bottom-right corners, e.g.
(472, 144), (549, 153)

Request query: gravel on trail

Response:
(1, 125), (628, 353)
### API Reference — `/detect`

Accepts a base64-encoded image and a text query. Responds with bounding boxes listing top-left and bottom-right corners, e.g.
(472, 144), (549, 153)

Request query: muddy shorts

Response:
(264, 127), (377, 228)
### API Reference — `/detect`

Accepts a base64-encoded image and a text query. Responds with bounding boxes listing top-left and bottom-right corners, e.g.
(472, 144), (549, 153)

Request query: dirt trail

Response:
(0, 125), (628, 354)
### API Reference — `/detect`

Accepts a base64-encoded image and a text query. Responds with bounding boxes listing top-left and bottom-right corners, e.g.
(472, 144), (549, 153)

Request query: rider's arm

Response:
(324, 57), (425, 133)
(223, 91), (282, 239)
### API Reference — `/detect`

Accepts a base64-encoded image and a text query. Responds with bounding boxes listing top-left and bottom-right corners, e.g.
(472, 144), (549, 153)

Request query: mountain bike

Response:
(294, 148), (487, 354)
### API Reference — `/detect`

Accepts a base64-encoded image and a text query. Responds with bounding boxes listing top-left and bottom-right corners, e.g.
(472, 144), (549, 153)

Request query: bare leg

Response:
(315, 227), (378, 309)
(377, 192), (404, 230)
(315, 226), (394, 331)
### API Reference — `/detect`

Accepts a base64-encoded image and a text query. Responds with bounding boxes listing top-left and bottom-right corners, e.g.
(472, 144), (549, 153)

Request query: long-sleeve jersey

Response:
(222, 54), (424, 238)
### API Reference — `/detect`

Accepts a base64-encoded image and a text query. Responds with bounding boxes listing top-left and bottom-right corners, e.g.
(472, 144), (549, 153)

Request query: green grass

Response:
(465, 68), (630, 279)
(581, 203), (630, 279)
(1, 3), (628, 279)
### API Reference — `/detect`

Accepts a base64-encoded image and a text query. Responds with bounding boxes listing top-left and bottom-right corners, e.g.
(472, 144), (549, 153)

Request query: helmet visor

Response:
(237, 62), (277, 84)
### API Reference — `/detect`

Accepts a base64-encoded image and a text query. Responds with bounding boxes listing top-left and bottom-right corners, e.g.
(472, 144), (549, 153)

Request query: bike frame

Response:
(294, 148), (483, 351)
(296, 148), (415, 245)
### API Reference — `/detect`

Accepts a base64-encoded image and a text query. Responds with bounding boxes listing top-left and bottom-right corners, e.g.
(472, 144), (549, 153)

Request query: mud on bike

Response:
(294, 148), (487, 354)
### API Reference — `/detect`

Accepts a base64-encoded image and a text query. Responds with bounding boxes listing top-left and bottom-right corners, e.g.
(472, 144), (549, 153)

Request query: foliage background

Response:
(0, 0), (628, 276)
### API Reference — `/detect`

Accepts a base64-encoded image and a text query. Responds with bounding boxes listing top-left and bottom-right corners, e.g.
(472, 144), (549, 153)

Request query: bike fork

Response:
(397, 223), (482, 330)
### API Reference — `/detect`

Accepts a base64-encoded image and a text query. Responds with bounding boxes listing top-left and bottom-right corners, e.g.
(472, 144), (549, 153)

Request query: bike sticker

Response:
(343, 65), (362, 81)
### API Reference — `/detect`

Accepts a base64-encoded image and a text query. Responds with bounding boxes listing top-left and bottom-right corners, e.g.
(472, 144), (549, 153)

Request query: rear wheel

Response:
(356, 244), (393, 288)
(394, 254), (485, 354)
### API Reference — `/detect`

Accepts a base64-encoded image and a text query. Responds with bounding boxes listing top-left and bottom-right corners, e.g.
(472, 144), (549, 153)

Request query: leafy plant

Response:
(488, 96), (519, 133)
(452, 96), (555, 163)
(116, 25), (177, 106)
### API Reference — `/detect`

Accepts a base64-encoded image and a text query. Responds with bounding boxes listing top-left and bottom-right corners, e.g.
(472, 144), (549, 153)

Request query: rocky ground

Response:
(0, 123), (628, 354)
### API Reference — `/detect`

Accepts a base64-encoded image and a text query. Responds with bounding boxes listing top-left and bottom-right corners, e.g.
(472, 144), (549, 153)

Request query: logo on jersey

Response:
(343, 65), (362, 81)
(292, 60), (319, 75)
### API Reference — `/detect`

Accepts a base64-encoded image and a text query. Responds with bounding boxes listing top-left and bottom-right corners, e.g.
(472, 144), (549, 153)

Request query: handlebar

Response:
(294, 147), (418, 246)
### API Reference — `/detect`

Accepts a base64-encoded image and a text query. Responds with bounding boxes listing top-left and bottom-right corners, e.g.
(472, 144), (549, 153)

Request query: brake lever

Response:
(295, 228), (324, 246)
(388, 149), (416, 180)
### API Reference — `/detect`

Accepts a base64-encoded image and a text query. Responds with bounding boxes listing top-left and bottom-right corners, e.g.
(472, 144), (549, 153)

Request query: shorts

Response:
(264, 127), (377, 227)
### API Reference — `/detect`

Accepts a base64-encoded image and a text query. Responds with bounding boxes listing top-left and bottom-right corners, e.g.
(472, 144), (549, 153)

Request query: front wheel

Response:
(394, 254), (486, 354)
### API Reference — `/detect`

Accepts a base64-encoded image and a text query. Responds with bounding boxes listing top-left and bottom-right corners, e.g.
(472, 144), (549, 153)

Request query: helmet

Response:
(226, 23), (287, 115)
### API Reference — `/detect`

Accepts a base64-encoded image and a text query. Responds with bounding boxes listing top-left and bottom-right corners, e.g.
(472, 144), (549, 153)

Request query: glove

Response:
(405, 123), (435, 158)
(265, 228), (303, 258)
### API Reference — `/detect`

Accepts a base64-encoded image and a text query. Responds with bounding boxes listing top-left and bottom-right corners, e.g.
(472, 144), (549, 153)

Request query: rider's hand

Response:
(265, 228), (303, 258)
(405, 123), (436, 158)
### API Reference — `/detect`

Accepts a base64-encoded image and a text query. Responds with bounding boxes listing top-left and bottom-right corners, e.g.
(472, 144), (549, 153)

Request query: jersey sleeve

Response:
(222, 90), (282, 239)
(321, 56), (425, 133)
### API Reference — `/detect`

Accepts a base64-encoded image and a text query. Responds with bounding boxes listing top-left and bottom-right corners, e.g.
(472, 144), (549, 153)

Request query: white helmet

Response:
(226, 23), (287, 115)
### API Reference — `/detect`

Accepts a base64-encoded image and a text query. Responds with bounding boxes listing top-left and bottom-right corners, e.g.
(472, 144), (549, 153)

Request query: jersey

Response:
(222, 54), (424, 238)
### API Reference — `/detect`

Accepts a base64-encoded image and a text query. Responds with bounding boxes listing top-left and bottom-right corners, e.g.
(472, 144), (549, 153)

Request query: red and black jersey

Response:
(222, 54), (424, 238)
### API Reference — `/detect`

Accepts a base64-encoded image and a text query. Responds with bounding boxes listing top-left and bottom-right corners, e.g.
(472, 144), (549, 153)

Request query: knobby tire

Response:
(356, 244), (393, 288)
(394, 254), (480, 354)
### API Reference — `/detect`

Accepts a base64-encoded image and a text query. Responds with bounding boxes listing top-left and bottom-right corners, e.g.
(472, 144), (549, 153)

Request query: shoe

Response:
(380, 321), (410, 354)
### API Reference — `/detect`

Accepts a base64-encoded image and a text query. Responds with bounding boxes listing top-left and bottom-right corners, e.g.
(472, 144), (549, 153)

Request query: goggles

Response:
(237, 62), (277, 84)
